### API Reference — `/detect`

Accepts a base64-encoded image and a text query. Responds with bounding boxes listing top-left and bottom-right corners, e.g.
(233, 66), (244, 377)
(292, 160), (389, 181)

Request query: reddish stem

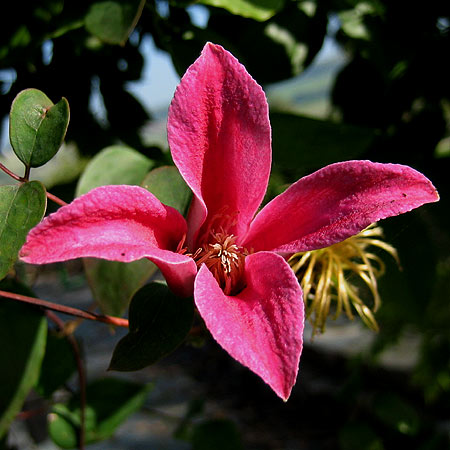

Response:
(0, 290), (129, 328)
(46, 311), (86, 450)
(46, 191), (68, 206)
(16, 405), (49, 421)
(1, 162), (68, 206)
(0, 162), (23, 182)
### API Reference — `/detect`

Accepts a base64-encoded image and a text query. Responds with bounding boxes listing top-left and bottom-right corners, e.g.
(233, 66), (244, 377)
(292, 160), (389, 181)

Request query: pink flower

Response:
(20, 43), (439, 400)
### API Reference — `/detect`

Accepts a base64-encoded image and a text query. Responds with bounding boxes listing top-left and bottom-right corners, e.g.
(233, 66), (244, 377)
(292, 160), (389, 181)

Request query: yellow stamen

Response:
(289, 223), (399, 337)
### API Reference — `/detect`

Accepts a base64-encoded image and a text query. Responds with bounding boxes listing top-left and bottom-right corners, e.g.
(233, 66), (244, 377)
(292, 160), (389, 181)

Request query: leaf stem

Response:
(24, 164), (31, 181)
(46, 310), (86, 450)
(0, 162), (68, 206)
(0, 162), (23, 182)
(0, 290), (129, 328)
(46, 191), (68, 206)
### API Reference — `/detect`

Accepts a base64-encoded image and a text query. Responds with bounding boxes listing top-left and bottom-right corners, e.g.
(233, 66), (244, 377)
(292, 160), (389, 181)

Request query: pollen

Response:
(193, 231), (248, 295)
(289, 223), (399, 337)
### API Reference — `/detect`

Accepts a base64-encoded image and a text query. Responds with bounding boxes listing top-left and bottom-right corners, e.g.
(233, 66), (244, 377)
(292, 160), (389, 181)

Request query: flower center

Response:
(193, 231), (248, 295)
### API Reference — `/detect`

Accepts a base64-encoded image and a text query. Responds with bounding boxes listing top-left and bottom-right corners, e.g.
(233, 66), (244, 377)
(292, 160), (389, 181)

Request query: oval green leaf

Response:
(270, 112), (375, 171)
(0, 181), (47, 280)
(48, 378), (152, 448)
(191, 419), (245, 450)
(141, 166), (192, 216)
(9, 89), (70, 168)
(200, 0), (284, 21)
(0, 290), (47, 438)
(77, 145), (156, 316)
(84, 258), (157, 317)
(109, 282), (194, 371)
(85, 0), (145, 45)
(36, 331), (77, 399)
(76, 145), (154, 197)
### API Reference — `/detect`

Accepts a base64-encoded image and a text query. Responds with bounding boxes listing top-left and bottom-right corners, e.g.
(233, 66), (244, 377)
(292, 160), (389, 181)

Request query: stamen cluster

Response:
(193, 231), (248, 295)
(289, 224), (399, 336)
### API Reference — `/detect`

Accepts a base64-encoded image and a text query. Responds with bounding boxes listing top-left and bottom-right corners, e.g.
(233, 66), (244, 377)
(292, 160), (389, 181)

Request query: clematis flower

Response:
(20, 43), (439, 401)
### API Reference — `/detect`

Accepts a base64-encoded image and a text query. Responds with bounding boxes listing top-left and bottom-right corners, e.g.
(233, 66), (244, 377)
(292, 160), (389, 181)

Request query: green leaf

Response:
(109, 282), (194, 371)
(36, 331), (77, 399)
(76, 145), (154, 197)
(339, 422), (384, 450)
(141, 166), (192, 216)
(200, 0), (284, 21)
(85, 0), (145, 45)
(191, 419), (244, 450)
(270, 112), (375, 171)
(339, 3), (378, 41)
(9, 89), (70, 168)
(84, 258), (157, 317)
(77, 145), (156, 316)
(0, 181), (47, 280)
(48, 378), (152, 448)
(206, 2), (328, 84)
(373, 393), (420, 436)
(0, 296), (47, 438)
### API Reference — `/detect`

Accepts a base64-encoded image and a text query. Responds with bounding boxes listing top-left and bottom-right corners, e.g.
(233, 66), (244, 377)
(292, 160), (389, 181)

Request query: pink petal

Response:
(194, 251), (304, 400)
(244, 161), (439, 253)
(20, 185), (197, 297)
(168, 43), (271, 248)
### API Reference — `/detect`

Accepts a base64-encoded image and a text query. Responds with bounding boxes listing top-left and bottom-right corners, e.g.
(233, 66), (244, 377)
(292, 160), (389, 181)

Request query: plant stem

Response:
(46, 310), (86, 450)
(0, 162), (23, 182)
(24, 164), (31, 181)
(1, 162), (68, 206)
(0, 290), (129, 328)
(46, 191), (68, 206)
(16, 405), (49, 421)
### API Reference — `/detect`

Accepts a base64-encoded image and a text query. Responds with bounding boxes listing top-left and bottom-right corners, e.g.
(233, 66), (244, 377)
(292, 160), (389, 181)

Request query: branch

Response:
(46, 191), (68, 206)
(0, 162), (23, 182)
(1, 162), (68, 206)
(0, 290), (129, 328)
(46, 311), (86, 450)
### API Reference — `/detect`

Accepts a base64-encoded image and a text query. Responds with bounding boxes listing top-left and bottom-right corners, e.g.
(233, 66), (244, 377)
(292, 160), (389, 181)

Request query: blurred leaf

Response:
(109, 282), (194, 371)
(85, 0), (145, 45)
(76, 145), (154, 196)
(207, 1), (328, 83)
(373, 393), (420, 436)
(270, 112), (375, 171)
(9, 89), (70, 168)
(200, 0), (284, 21)
(339, 422), (384, 450)
(338, 2), (378, 40)
(435, 136), (450, 158)
(99, 86), (149, 149)
(191, 419), (244, 450)
(173, 397), (206, 440)
(413, 257), (450, 402)
(141, 166), (192, 216)
(0, 181), (47, 280)
(84, 258), (157, 317)
(372, 212), (438, 356)
(48, 378), (152, 448)
(0, 296), (47, 438)
(36, 331), (77, 399)
(77, 145), (155, 316)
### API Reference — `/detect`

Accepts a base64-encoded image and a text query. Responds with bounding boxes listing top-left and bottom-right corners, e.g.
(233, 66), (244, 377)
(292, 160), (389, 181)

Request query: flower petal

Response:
(244, 161), (439, 253)
(168, 43), (271, 247)
(20, 185), (197, 297)
(194, 251), (304, 400)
